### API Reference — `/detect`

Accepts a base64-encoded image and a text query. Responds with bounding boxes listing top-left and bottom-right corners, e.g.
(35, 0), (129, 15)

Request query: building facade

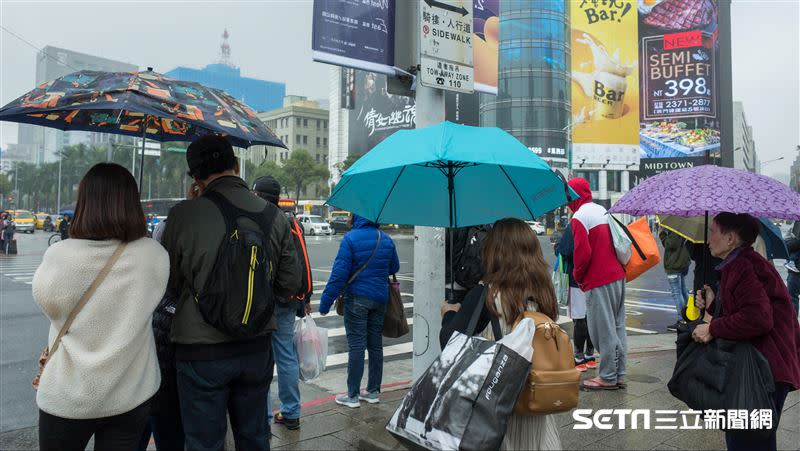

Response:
(732, 101), (758, 173)
(480, 0), (571, 172)
(254, 96), (330, 198)
(790, 146), (800, 193)
(16, 45), (138, 165)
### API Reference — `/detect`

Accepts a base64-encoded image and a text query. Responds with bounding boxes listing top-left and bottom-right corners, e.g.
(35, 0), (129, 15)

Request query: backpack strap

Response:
(203, 190), (277, 242)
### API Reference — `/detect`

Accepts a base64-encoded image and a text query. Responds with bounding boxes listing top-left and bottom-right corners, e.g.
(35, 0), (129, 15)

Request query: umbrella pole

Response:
(138, 118), (147, 195)
(448, 162), (455, 303)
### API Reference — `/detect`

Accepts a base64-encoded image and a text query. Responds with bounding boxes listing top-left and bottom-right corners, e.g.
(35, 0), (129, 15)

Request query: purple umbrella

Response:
(610, 165), (800, 220)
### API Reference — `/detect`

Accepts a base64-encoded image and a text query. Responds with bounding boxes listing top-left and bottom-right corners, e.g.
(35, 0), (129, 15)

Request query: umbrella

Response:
(326, 121), (578, 301)
(657, 215), (789, 260)
(59, 209), (74, 217)
(0, 69), (285, 190)
(609, 165), (800, 220)
(327, 121), (577, 228)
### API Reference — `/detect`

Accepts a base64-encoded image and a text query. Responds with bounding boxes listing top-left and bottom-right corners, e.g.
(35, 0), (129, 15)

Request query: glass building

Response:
(480, 0), (570, 170)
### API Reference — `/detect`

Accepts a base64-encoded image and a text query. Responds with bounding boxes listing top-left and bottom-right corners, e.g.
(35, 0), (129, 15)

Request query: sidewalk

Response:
(2, 333), (798, 450)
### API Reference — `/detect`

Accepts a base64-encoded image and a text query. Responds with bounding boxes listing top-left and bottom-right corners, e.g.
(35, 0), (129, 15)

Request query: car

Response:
(329, 216), (352, 234)
(328, 210), (351, 223)
(11, 210), (35, 234)
(34, 213), (50, 230)
(297, 214), (333, 236)
(526, 221), (546, 235)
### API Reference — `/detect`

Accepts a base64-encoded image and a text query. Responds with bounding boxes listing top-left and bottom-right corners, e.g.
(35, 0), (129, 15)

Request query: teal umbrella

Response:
(327, 121), (577, 228)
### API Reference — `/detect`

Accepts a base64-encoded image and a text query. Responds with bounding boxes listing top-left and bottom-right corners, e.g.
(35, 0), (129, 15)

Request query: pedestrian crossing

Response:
(0, 257), (42, 285)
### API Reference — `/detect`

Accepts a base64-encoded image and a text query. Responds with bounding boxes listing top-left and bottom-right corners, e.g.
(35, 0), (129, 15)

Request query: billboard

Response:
(312, 0), (396, 75)
(472, 0), (500, 94)
(570, 0), (641, 167)
(345, 69), (480, 156)
(638, 0), (721, 163)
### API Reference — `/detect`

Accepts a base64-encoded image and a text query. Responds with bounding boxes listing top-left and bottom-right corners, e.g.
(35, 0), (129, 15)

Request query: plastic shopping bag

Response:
(293, 316), (328, 381)
(552, 255), (569, 307)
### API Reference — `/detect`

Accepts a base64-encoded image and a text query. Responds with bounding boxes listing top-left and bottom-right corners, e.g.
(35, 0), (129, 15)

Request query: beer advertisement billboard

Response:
(638, 0), (720, 162)
(570, 0), (641, 165)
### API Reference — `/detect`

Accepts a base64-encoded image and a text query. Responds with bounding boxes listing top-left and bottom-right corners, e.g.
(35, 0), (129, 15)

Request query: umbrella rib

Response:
(375, 166), (406, 224)
(329, 175), (354, 201)
(498, 165), (536, 220)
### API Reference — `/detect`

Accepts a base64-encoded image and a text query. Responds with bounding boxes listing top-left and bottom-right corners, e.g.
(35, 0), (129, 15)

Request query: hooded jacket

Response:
(568, 178), (625, 291)
(319, 215), (400, 314)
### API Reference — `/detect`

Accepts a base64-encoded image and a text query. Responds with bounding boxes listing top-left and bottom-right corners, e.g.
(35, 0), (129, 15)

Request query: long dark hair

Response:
(482, 218), (558, 322)
(70, 163), (147, 242)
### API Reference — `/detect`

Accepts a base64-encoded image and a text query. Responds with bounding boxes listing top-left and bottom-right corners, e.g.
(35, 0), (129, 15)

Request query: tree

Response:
(336, 154), (361, 177)
(282, 149), (329, 200)
(248, 160), (291, 196)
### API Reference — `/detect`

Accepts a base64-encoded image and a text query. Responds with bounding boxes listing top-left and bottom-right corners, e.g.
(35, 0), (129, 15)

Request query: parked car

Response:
(329, 216), (351, 235)
(297, 214), (333, 236)
(526, 221), (545, 235)
(328, 210), (351, 223)
(11, 210), (35, 233)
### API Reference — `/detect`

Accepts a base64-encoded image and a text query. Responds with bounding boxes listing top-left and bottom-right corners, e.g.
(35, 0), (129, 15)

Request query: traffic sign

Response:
(419, 0), (474, 93)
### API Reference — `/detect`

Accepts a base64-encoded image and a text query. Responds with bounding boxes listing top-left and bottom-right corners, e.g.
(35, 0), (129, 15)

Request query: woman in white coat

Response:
(33, 163), (169, 450)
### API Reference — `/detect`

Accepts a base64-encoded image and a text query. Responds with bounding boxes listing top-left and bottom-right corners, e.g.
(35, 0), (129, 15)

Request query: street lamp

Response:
(760, 156), (784, 169)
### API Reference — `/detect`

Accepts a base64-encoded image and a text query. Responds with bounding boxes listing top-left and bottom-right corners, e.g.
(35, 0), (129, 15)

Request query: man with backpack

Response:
(567, 178), (627, 391)
(162, 136), (300, 451)
(252, 175), (312, 432)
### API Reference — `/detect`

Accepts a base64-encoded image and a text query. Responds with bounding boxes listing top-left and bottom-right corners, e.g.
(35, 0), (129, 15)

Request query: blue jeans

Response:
(667, 271), (689, 318)
(176, 347), (273, 451)
(266, 306), (301, 422)
(344, 296), (386, 398)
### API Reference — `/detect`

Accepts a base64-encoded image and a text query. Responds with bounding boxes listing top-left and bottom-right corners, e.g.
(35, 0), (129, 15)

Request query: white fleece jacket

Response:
(32, 237), (169, 419)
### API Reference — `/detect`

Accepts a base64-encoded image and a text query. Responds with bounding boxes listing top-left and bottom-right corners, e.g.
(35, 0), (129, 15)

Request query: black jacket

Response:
(555, 224), (579, 288)
(687, 242), (722, 293)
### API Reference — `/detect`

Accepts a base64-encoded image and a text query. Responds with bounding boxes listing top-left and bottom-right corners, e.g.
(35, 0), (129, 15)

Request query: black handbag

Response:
(668, 294), (776, 440)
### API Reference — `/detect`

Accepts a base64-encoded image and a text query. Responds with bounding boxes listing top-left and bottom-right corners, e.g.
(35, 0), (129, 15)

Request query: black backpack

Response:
(195, 191), (277, 339)
(453, 225), (491, 290)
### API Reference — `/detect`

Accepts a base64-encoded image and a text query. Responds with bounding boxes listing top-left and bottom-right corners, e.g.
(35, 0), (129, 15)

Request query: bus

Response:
(141, 198), (184, 219)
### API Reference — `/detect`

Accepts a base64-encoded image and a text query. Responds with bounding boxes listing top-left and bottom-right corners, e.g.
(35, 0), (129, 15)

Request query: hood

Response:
(352, 214), (378, 230)
(567, 178), (593, 212)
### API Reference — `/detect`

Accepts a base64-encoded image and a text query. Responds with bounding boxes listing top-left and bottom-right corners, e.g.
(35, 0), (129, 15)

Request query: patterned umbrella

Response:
(610, 165), (800, 220)
(0, 69), (284, 149)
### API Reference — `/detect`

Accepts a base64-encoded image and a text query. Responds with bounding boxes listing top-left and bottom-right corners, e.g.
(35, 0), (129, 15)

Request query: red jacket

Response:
(708, 247), (800, 390)
(568, 178), (625, 291)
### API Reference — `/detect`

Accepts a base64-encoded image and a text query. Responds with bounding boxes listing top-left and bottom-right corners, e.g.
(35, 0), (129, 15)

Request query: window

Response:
(316, 154), (320, 163)
(301, 135), (307, 145)
(574, 171), (599, 191)
(323, 138), (328, 147)
(607, 171), (622, 192)
(316, 119), (321, 130)
(303, 119), (308, 127)
(324, 120), (328, 129)
(296, 118), (301, 126)
(296, 135), (301, 144)
(316, 137), (321, 147)
(324, 155), (328, 163)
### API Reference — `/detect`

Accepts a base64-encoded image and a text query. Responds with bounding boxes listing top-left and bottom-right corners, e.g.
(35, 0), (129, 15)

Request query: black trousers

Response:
(176, 345), (274, 451)
(573, 318), (594, 358)
(39, 398), (151, 451)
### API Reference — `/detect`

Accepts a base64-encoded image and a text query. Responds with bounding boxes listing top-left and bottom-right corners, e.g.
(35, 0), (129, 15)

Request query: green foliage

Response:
(282, 149), (330, 200)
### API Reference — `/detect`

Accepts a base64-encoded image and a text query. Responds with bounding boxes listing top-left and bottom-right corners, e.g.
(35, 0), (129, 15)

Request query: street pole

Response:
(57, 151), (62, 212)
(138, 122), (147, 193)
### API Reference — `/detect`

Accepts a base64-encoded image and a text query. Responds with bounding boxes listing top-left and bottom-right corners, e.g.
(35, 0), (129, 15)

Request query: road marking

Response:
(311, 268), (414, 282)
(274, 342), (414, 376)
(625, 327), (658, 335)
(308, 302), (414, 319)
(324, 318), (414, 338)
(627, 287), (672, 295)
(625, 300), (675, 312)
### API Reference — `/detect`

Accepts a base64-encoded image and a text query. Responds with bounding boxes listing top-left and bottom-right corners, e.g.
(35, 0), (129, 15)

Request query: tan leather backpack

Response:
(513, 311), (580, 415)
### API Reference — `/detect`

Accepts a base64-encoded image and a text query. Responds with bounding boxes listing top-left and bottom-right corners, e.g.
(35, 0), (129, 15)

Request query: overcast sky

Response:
(1, 0), (798, 180)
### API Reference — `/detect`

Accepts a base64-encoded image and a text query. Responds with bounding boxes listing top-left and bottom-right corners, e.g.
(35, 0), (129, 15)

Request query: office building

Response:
(733, 101), (758, 173)
(165, 30), (285, 113)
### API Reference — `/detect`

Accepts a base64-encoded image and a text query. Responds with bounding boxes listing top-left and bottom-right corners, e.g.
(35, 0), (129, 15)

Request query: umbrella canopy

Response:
(658, 215), (789, 260)
(326, 121), (577, 228)
(0, 70), (285, 149)
(609, 165), (800, 220)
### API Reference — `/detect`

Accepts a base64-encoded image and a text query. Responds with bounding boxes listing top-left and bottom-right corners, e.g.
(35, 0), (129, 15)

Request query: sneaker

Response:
(359, 390), (380, 404)
(575, 363), (588, 372)
(585, 359), (598, 369)
(334, 394), (360, 408)
(785, 261), (799, 273)
(274, 412), (300, 430)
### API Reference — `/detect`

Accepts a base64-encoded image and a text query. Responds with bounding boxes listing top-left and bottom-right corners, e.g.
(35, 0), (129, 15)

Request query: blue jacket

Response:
(319, 215), (400, 314)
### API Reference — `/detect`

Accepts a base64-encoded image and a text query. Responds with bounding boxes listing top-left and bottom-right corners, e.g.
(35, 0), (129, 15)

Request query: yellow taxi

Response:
(34, 213), (50, 230)
(11, 210), (35, 234)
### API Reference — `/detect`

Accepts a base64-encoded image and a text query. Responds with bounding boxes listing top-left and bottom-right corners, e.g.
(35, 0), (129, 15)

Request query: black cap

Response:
(253, 175), (281, 205)
(186, 135), (236, 179)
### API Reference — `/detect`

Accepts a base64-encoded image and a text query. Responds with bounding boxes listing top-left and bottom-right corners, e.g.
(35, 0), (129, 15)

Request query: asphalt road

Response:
(3, 228), (773, 432)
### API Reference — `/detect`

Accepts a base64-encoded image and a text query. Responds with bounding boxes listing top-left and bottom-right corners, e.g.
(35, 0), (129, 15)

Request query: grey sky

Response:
(1, 0), (798, 180)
